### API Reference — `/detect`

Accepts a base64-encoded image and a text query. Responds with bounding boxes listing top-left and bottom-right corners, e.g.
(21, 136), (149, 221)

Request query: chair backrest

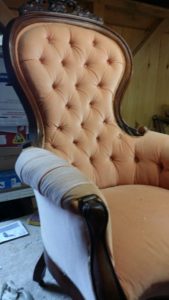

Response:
(4, 4), (134, 189)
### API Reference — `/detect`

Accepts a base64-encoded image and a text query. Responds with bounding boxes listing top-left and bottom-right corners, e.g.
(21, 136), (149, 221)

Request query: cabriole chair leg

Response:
(33, 252), (46, 287)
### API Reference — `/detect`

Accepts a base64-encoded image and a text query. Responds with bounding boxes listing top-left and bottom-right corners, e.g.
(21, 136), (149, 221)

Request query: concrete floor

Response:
(0, 216), (71, 300)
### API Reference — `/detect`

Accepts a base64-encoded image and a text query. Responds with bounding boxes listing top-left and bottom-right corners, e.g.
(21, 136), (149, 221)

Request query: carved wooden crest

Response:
(19, 0), (103, 23)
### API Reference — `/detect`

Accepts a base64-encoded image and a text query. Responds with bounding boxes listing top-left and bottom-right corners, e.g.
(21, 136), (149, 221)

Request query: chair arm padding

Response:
(15, 147), (103, 206)
(15, 147), (113, 258)
(134, 130), (169, 188)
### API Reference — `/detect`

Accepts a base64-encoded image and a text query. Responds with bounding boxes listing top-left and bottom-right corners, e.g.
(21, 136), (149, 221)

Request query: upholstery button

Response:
(81, 122), (84, 127)
(66, 103), (71, 109)
(93, 40), (97, 47)
(58, 125), (63, 131)
(103, 119), (108, 124)
(61, 59), (66, 66)
(47, 35), (54, 43)
(39, 57), (45, 64)
(73, 140), (78, 145)
(98, 82), (103, 88)
(84, 62), (89, 68)
(51, 144), (57, 149)
(52, 82), (58, 89)
(107, 58), (113, 65)
(90, 156), (94, 163)
(110, 155), (114, 161)
(96, 136), (100, 141)
(158, 162), (163, 171)
(69, 40), (74, 47)
(89, 100), (95, 106)
(134, 156), (139, 163)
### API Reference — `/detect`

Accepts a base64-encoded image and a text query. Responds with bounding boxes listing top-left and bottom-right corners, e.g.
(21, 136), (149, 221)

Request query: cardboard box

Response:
(0, 169), (22, 191)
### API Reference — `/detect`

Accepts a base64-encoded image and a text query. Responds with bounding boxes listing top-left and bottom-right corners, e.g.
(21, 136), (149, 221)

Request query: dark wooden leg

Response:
(33, 252), (46, 287)
(79, 195), (127, 300)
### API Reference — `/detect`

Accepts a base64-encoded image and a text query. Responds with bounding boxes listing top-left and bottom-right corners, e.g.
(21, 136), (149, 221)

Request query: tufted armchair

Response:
(3, 1), (169, 299)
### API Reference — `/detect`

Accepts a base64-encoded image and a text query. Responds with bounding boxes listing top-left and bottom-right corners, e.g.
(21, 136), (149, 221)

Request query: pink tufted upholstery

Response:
(5, 10), (169, 300)
(15, 22), (128, 188)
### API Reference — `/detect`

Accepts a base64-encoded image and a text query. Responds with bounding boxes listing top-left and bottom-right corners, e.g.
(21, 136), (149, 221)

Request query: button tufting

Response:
(103, 119), (108, 124)
(107, 58), (113, 65)
(58, 125), (63, 131)
(158, 162), (163, 171)
(96, 136), (100, 141)
(134, 156), (139, 163)
(69, 40), (74, 47)
(61, 59), (66, 66)
(66, 103), (71, 109)
(73, 140), (78, 145)
(97, 82), (103, 88)
(47, 35), (54, 43)
(89, 100), (95, 106)
(51, 144), (57, 149)
(81, 122), (84, 127)
(39, 57), (45, 64)
(52, 82), (58, 89)
(93, 40), (97, 47)
(90, 156), (94, 163)
(110, 155), (114, 161)
(84, 62), (89, 68)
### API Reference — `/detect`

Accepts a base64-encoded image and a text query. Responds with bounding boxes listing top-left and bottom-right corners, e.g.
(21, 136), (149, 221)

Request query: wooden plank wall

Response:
(92, 0), (169, 130)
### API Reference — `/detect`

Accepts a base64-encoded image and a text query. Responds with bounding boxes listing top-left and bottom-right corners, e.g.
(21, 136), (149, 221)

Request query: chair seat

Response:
(101, 184), (169, 300)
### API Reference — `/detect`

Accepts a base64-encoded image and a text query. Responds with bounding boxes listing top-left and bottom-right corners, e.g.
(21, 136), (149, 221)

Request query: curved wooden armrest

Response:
(79, 194), (126, 300)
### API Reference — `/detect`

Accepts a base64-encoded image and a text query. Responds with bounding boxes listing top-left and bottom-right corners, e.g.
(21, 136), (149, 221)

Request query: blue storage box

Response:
(0, 169), (22, 190)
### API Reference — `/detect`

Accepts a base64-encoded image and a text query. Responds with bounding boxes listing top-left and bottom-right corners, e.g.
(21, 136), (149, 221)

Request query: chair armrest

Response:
(15, 146), (103, 207)
(134, 130), (169, 188)
(15, 147), (112, 247)
(15, 147), (124, 298)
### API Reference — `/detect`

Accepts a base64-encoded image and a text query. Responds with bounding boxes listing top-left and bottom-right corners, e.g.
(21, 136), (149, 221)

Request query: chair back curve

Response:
(4, 10), (133, 189)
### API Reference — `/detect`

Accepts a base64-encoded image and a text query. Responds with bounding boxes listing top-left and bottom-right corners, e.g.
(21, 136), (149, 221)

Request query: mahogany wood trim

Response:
(79, 194), (127, 300)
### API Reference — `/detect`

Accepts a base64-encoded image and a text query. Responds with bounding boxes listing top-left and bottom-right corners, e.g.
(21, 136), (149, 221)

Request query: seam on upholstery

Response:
(94, 105), (105, 119)
(37, 165), (70, 192)
(49, 141), (70, 158)
(20, 58), (38, 62)
(109, 60), (125, 65)
(76, 85), (94, 99)
(80, 122), (98, 136)
(69, 108), (82, 123)
(86, 65), (101, 82)
(52, 86), (68, 103)
(75, 144), (91, 158)
(120, 135), (135, 155)
(19, 154), (46, 185)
